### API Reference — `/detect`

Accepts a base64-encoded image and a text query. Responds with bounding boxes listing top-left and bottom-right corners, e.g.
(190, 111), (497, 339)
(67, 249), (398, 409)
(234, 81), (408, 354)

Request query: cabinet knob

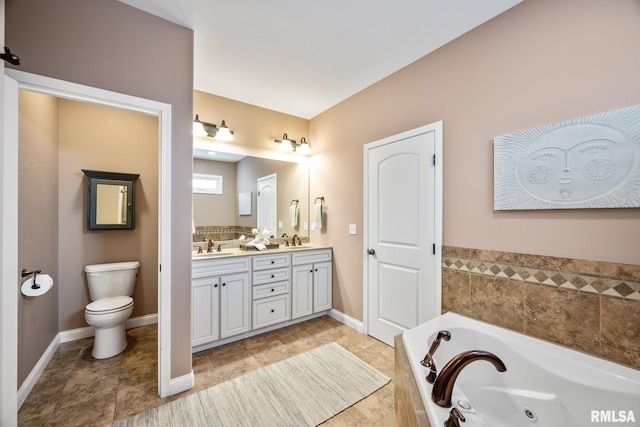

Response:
(271, 288), (275, 292)
(222, 283), (226, 287)
(315, 268), (318, 272)
(271, 260), (275, 264)
(271, 309), (275, 313)
(214, 284), (218, 288)
(271, 274), (275, 278)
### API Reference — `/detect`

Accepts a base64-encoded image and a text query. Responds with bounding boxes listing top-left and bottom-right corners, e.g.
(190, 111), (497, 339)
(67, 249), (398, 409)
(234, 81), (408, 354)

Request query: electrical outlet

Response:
(348, 224), (357, 235)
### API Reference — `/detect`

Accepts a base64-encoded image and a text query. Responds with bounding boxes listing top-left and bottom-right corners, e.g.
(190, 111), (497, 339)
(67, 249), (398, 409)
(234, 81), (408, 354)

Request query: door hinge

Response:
(432, 244), (436, 255)
(159, 264), (162, 272)
(257, 190), (261, 196)
(433, 154), (436, 166)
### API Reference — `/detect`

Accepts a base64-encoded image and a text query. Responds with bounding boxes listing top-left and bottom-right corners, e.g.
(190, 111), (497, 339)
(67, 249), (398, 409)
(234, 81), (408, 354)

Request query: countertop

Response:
(192, 244), (331, 261)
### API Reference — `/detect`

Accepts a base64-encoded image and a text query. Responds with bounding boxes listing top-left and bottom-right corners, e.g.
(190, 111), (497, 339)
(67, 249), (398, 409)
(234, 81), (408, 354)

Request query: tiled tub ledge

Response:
(394, 334), (430, 427)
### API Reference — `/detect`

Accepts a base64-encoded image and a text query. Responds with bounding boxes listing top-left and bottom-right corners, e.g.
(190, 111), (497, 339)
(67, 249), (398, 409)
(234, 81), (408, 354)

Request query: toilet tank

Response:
(84, 261), (140, 301)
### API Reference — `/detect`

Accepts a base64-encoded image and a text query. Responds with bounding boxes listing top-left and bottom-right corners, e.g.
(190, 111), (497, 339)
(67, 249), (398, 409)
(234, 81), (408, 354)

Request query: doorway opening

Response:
(2, 70), (173, 421)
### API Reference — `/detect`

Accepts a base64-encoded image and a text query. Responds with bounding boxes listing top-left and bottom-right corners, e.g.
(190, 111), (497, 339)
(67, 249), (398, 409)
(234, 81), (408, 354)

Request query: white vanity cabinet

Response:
(291, 249), (332, 319)
(192, 256), (251, 346)
(251, 253), (291, 330)
(192, 247), (332, 351)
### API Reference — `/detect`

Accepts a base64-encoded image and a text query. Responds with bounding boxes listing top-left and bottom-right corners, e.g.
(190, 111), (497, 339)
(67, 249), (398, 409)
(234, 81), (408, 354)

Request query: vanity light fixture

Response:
(298, 137), (312, 154)
(274, 133), (312, 154)
(215, 120), (234, 141)
(193, 115), (234, 141)
(275, 133), (295, 151)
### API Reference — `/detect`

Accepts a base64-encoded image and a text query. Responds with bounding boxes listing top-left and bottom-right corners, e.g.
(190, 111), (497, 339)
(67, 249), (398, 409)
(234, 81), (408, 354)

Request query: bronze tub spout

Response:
(432, 350), (507, 408)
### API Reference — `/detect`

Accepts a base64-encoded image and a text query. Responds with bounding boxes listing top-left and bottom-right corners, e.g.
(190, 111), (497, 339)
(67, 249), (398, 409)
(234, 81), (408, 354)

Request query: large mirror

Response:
(82, 169), (139, 230)
(192, 147), (309, 243)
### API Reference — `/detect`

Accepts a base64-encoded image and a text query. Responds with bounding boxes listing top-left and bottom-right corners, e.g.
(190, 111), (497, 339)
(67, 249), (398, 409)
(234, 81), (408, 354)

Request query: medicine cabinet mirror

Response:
(82, 169), (140, 230)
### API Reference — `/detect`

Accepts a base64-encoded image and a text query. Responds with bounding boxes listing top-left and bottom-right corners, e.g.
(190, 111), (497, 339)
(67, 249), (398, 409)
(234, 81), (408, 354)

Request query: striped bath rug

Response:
(113, 342), (390, 426)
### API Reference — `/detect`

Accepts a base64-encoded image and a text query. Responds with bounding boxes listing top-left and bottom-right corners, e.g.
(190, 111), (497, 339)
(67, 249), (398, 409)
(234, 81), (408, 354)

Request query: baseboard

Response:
(17, 334), (61, 409)
(328, 308), (364, 333)
(168, 370), (195, 396)
(58, 313), (159, 343)
(18, 313), (159, 409)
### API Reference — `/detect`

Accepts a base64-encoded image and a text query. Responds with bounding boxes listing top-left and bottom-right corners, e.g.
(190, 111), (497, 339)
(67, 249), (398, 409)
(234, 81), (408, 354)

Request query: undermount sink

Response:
(192, 251), (234, 257)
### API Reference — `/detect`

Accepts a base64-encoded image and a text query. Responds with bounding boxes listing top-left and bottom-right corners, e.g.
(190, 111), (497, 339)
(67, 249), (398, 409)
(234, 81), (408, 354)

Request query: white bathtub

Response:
(402, 312), (640, 427)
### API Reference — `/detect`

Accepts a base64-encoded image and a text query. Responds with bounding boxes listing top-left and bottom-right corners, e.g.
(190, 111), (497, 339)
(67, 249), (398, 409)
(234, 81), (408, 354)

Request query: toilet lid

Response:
(86, 296), (133, 314)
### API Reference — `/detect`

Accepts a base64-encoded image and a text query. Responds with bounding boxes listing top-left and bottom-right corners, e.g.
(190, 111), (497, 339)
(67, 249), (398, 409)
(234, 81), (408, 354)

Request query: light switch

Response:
(349, 224), (357, 235)
(278, 221), (283, 229)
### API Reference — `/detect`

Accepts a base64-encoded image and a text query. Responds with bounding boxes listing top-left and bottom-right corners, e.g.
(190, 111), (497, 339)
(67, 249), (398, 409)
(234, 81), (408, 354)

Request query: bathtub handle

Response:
(444, 407), (466, 427)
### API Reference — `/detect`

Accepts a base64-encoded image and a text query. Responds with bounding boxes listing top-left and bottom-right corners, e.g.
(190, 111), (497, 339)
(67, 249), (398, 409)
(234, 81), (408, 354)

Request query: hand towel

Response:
(314, 203), (323, 229)
(290, 205), (298, 227)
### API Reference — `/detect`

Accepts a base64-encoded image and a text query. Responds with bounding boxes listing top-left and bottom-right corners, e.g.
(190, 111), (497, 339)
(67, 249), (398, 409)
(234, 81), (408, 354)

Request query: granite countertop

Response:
(192, 244), (331, 261)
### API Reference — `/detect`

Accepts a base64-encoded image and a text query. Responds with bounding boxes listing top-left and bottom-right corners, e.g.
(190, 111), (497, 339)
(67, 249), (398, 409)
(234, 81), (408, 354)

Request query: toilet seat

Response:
(86, 296), (133, 315)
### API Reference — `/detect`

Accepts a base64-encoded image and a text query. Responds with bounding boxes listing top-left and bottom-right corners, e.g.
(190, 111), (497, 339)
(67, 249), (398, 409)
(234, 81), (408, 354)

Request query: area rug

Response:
(112, 342), (390, 426)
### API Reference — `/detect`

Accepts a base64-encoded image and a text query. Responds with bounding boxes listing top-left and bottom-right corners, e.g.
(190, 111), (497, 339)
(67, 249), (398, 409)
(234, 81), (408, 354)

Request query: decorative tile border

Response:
(443, 254), (640, 301)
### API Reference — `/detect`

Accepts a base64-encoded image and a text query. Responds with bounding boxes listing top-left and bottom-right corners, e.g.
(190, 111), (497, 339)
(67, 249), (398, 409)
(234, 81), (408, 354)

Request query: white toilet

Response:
(84, 261), (140, 359)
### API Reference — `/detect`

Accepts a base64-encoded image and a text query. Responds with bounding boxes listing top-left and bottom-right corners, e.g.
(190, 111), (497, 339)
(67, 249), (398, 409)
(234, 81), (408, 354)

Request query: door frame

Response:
(362, 121), (443, 336)
(1, 69), (173, 414)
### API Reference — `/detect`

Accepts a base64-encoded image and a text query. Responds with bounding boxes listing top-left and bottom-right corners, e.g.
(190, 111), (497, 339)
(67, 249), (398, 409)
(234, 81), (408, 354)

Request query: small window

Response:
(193, 173), (223, 194)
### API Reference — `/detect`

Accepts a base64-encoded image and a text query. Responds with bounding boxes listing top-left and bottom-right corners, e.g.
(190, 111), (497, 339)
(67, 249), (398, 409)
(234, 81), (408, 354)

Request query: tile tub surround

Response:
(394, 335), (430, 427)
(442, 246), (640, 369)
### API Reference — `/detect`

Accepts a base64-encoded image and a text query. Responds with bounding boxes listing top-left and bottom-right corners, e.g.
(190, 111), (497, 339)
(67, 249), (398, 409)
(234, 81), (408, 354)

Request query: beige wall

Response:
(193, 159), (237, 226)
(7, 0), (194, 379)
(57, 99), (158, 330)
(194, 91), (309, 154)
(18, 91), (59, 386)
(309, 0), (640, 320)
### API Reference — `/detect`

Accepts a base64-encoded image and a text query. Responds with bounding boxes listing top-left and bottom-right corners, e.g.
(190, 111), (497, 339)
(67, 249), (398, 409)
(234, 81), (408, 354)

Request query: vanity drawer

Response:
(252, 253), (291, 271)
(192, 256), (250, 278)
(291, 249), (332, 266)
(253, 281), (290, 300)
(253, 267), (290, 285)
(252, 295), (290, 330)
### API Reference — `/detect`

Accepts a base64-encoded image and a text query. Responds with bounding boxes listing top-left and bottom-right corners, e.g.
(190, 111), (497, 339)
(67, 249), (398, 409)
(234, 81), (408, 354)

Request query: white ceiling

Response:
(119, 0), (522, 119)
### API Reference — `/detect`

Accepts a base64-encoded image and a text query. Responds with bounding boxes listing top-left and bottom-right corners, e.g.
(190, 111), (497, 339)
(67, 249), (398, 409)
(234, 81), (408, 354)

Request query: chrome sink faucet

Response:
(432, 350), (507, 408)
(420, 330), (451, 383)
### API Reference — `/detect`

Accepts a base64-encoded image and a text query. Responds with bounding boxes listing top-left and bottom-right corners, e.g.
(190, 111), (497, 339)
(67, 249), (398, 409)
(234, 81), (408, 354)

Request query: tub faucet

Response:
(420, 330), (451, 383)
(432, 350), (506, 408)
(292, 235), (298, 246)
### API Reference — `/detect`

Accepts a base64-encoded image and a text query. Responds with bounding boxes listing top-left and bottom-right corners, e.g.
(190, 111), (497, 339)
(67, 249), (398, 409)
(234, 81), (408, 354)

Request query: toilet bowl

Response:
(85, 296), (134, 359)
(84, 261), (140, 359)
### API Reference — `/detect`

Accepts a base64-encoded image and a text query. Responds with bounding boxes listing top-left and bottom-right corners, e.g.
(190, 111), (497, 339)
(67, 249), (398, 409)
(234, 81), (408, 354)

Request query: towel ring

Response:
(315, 196), (325, 205)
(290, 199), (299, 206)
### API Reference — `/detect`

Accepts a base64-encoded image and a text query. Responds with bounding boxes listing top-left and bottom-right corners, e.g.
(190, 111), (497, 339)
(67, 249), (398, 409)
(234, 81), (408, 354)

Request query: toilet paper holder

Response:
(21, 269), (42, 289)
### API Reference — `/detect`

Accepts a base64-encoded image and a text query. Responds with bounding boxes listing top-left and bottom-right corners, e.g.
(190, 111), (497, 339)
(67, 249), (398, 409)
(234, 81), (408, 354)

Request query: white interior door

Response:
(364, 122), (442, 345)
(257, 173), (277, 237)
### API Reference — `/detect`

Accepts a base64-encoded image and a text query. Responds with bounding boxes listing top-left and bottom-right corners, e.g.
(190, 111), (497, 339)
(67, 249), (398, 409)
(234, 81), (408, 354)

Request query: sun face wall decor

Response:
(494, 104), (640, 210)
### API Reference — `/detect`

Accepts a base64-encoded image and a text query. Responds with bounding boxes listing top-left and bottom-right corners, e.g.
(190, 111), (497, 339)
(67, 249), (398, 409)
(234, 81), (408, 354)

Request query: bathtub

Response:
(400, 312), (640, 427)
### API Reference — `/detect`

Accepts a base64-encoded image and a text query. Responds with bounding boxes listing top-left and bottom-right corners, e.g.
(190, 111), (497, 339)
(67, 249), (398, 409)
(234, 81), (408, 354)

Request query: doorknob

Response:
(367, 249), (375, 255)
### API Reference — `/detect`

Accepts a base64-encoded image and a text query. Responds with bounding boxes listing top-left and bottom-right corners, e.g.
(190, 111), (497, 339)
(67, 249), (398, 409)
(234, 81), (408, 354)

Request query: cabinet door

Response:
(291, 264), (313, 319)
(313, 261), (332, 313)
(220, 272), (251, 338)
(192, 275), (220, 346)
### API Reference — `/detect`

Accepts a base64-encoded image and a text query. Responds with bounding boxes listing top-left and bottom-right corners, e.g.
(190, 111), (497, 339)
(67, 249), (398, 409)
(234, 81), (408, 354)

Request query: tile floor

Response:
(18, 316), (398, 426)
